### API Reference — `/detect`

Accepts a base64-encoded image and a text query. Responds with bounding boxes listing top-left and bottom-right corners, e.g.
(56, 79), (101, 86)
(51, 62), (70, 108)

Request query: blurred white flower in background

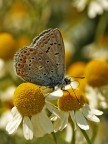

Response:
(0, 111), (12, 129)
(86, 85), (108, 109)
(0, 86), (16, 129)
(73, 0), (108, 18)
(0, 59), (6, 78)
(0, 85), (16, 101)
(82, 43), (108, 60)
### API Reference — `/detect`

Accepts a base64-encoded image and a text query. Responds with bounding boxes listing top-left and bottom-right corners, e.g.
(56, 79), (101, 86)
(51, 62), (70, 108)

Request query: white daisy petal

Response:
(82, 105), (101, 123)
(88, 1), (103, 18)
(54, 117), (62, 132)
(39, 111), (53, 134)
(23, 116), (33, 140)
(91, 109), (103, 116)
(46, 89), (63, 100)
(65, 123), (73, 143)
(65, 81), (78, 90)
(50, 114), (58, 121)
(54, 112), (68, 132)
(11, 107), (19, 117)
(73, 0), (87, 11)
(84, 104), (103, 116)
(6, 110), (22, 134)
(75, 111), (89, 130)
(70, 111), (76, 129)
(98, 0), (108, 9)
(31, 114), (46, 137)
(46, 102), (61, 118)
(0, 111), (13, 129)
(60, 112), (69, 131)
(38, 111), (53, 134)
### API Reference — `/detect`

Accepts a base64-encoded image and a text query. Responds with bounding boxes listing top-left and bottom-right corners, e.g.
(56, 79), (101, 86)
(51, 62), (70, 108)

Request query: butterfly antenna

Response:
(72, 76), (85, 79)
(62, 89), (71, 96)
(69, 83), (81, 105)
(66, 75), (85, 79)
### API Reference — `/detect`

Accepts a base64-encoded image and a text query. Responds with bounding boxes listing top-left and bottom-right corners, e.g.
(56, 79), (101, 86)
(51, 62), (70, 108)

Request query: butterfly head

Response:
(58, 77), (71, 90)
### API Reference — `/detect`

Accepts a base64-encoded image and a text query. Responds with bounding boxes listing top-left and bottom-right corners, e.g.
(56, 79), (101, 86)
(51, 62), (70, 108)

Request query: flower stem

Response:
(71, 121), (76, 144)
(91, 124), (98, 144)
(80, 129), (92, 144)
(95, 13), (108, 43)
(52, 132), (57, 144)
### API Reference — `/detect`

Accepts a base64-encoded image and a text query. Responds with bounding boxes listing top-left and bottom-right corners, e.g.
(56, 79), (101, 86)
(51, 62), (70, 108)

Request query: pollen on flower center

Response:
(14, 83), (45, 116)
(58, 89), (88, 111)
(85, 60), (108, 87)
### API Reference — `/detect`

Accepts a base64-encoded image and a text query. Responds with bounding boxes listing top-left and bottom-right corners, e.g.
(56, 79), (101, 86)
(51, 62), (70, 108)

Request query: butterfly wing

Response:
(14, 28), (65, 87)
(14, 47), (60, 87)
(32, 28), (65, 84)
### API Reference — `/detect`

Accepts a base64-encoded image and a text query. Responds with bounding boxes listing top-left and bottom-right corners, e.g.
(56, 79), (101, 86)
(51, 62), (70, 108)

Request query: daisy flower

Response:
(6, 83), (55, 140)
(49, 88), (103, 131)
(85, 85), (107, 109)
(67, 61), (87, 93)
(0, 85), (15, 129)
(72, 0), (108, 18)
(82, 43), (108, 60)
(85, 60), (108, 108)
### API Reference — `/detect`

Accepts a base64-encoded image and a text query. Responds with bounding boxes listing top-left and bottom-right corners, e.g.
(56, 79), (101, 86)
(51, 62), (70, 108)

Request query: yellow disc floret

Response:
(85, 60), (108, 87)
(17, 35), (31, 49)
(58, 89), (88, 111)
(0, 33), (16, 60)
(67, 61), (86, 77)
(14, 83), (45, 116)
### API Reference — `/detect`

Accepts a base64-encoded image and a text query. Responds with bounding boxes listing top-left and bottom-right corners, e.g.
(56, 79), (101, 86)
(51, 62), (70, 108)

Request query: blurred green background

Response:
(0, 0), (108, 144)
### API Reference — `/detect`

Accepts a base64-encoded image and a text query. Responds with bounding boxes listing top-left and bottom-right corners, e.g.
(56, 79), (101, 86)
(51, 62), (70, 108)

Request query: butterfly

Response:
(14, 28), (71, 89)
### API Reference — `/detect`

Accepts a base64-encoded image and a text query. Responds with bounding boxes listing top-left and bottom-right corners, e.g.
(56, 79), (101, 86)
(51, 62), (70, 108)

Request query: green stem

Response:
(91, 124), (98, 144)
(52, 132), (57, 144)
(71, 121), (76, 144)
(95, 13), (108, 43)
(80, 129), (92, 144)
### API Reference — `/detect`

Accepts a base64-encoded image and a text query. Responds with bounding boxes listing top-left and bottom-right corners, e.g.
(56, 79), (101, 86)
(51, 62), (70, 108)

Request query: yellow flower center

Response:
(58, 89), (88, 111)
(67, 61), (86, 77)
(0, 33), (16, 60)
(14, 83), (45, 116)
(85, 60), (108, 87)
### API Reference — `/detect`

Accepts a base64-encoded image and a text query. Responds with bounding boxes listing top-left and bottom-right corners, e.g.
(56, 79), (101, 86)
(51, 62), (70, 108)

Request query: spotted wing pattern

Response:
(14, 28), (65, 88)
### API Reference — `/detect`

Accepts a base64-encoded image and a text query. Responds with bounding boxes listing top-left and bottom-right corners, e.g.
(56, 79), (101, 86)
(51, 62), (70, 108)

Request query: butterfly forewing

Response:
(33, 28), (65, 82)
(14, 28), (65, 88)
